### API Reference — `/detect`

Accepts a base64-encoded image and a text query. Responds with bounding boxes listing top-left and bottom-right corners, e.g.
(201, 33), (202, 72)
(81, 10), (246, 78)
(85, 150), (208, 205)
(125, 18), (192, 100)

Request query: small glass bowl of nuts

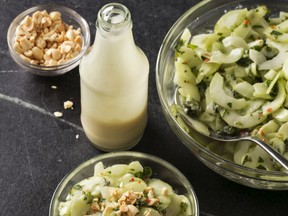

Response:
(7, 4), (90, 76)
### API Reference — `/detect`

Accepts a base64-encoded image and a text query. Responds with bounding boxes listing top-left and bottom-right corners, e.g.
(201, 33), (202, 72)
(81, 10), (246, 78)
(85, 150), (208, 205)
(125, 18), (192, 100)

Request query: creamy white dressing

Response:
(79, 3), (149, 151)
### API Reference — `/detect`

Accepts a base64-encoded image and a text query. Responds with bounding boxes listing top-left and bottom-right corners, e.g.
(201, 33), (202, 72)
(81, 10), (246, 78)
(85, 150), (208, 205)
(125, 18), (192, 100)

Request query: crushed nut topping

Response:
(53, 111), (63, 118)
(63, 100), (73, 109)
(58, 161), (192, 216)
(14, 10), (82, 66)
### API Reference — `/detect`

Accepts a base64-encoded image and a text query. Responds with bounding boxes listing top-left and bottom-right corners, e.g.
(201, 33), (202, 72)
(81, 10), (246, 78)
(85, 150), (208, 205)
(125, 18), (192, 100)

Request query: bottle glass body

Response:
(79, 3), (149, 151)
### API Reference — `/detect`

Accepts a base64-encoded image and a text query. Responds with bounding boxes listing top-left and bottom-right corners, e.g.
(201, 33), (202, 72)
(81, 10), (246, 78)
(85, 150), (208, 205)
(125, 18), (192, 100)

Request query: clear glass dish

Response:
(7, 4), (90, 76)
(156, 0), (288, 190)
(49, 151), (199, 216)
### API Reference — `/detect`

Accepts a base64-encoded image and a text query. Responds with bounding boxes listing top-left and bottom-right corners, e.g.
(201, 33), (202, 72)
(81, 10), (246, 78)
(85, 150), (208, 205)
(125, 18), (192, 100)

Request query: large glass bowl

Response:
(156, 0), (288, 190)
(49, 151), (199, 216)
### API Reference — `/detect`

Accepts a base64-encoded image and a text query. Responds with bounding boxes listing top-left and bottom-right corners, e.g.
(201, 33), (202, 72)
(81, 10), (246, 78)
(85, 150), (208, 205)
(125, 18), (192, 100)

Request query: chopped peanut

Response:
(53, 111), (63, 118)
(64, 100), (73, 109)
(127, 205), (139, 216)
(14, 10), (82, 66)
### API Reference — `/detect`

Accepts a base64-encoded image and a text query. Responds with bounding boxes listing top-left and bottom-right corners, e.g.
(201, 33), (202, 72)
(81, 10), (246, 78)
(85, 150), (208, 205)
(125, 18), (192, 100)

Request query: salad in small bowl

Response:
(49, 152), (199, 216)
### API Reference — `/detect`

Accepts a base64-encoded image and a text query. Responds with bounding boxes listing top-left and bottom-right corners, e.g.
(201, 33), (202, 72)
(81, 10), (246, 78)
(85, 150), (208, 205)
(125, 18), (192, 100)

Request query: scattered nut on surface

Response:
(14, 10), (83, 67)
(63, 100), (73, 109)
(53, 111), (63, 118)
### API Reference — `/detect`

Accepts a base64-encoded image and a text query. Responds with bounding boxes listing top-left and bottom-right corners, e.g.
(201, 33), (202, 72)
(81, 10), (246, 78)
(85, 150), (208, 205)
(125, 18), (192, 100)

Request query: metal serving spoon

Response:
(174, 90), (288, 171)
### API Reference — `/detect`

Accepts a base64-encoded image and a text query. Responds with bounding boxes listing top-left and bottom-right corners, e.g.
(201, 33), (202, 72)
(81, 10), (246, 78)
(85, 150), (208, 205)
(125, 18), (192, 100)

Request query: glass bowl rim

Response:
(49, 151), (199, 216)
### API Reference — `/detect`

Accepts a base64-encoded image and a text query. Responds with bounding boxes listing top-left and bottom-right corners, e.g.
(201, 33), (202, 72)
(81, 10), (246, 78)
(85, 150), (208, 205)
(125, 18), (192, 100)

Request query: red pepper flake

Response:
(130, 177), (135, 182)
(244, 18), (249, 27)
(146, 198), (151, 203)
(266, 108), (273, 113)
(260, 130), (265, 136)
(204, 58), (210, 63)
(138, 180), (141, 184)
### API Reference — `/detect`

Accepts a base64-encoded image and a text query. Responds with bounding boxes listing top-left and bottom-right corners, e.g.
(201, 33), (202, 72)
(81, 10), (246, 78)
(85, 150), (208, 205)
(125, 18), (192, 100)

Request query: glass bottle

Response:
(79, 3), (149, 151)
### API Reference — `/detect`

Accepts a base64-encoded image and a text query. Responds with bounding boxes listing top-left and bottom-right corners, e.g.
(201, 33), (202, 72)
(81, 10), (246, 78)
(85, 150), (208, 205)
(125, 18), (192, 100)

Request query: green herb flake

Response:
(217, 36), (225, 42)
(236, 57), (252, 67)
(217, 125), (239, 136)
(235, 121), (243, 127)
(253, 24), (263, 29)
(243, 155), (252, 163)
(73, 184), (82, 190)
(252, 45), (262, 51)
(270, 30), (283, 38)
(257, 164), (266, 170)
(265, 79), (272, 86)
(143, 166), (153, 178)
(174, 39), (185, 53)
(83, 191), (94, 204)
(135, 166), (153, 180)
(258, 157), (264, 163)
(180, 202), (188, 213)
(188, 43), (197, 49)
(227, 102), (232, 108)
(266, 46), (272, 52)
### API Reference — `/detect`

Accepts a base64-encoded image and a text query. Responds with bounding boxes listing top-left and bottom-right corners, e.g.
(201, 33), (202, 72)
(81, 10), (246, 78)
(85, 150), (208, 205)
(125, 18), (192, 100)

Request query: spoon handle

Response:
(246, 136), (288, 171)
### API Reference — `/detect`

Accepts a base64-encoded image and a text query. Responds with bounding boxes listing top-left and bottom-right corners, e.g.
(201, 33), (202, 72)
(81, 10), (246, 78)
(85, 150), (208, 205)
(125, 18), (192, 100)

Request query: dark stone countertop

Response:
(1, 0), (288, 215)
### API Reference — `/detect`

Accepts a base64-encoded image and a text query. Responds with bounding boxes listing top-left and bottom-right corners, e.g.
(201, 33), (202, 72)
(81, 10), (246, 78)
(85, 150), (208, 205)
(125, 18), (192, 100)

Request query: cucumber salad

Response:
(58, 161), (192, 216)
(172, 5), (288, 171)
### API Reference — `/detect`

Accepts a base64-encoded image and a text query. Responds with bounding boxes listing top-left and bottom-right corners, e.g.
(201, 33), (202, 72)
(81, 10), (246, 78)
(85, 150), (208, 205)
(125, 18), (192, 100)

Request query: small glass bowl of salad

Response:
(49, 151), (199, 216)
(156, 0), (288, 190)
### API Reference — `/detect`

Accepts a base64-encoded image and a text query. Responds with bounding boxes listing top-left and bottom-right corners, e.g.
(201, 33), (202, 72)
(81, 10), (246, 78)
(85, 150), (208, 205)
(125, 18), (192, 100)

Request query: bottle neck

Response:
(94, 3), (136, 52)
(96, 3), (132, 38)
